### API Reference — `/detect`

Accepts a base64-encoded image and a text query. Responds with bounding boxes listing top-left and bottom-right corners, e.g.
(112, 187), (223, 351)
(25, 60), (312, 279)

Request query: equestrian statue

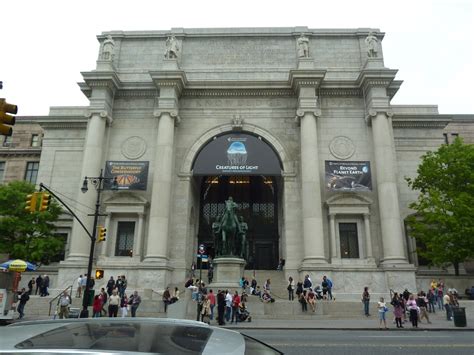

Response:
(212, 197), (249, 260)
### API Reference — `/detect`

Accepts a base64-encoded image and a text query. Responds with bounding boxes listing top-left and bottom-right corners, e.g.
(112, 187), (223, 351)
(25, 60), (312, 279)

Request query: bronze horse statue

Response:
(213, 197), (246, 258)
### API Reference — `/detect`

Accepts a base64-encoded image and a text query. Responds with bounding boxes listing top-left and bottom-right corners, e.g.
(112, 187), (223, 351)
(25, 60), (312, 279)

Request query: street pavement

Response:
(240, 329), (474, 355)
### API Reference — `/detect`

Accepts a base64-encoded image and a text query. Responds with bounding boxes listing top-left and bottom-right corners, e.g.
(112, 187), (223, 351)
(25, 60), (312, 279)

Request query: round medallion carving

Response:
(329, 136), (355, 160)
(121, 136), (147, 160)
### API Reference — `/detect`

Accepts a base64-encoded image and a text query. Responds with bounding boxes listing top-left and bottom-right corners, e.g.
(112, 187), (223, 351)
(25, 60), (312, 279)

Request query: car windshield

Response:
(14, 322), (212, 354)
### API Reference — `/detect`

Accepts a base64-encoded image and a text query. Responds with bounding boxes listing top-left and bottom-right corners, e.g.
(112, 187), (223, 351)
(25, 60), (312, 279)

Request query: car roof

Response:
(0, 318), (246, 355)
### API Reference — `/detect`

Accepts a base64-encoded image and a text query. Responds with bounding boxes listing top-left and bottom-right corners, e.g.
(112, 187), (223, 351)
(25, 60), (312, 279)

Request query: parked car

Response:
(0, 317), (283, 354)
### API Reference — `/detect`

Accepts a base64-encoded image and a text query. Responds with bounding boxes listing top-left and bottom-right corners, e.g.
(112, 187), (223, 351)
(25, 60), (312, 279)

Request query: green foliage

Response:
(0, 180), (64, 265)
(406, 138), (474, 275)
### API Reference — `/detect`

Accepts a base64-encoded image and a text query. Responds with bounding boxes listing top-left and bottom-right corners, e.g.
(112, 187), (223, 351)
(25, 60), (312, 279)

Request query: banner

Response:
(193, 133), (282, 176)
(325, 161), (372, 191)
(104, 161), (149, 190)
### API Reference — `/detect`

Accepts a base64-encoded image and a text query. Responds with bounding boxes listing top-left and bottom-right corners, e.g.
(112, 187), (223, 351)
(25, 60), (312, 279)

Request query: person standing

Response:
(57, 290), (71, 319)
(108, 289), (120, 317)
(231, 291), (241, 324)
(129, 291), (142, 317)
(377, 297), (389, 330)
(225, 290), (232, 322)
(121, 275), (128, 298)
(27, 277), (35, 295)
(323, 276), (334, 300)
(35, 275), (43, 296)
(437, 285), (444, 310)
(16, 288), (30, 319)
(391, 293), (404, 328)
(80, 274), (87, 297)
(162, 287), (171, 312)
(201, 295), (211, 324)
(417, 291), (431, 324)
(362, 286), (370, 317)
(443, 291), (453, 321)
(299, 290), (308, 312)
(41, 275), (50, 297)
(427, 288), (436, 313)
(406, 294), (419, 328)
(99, 288), (108, 317)
(208, 289), (216, 321)
(287, 276), (295, 301)
(92, 295), (102, 318)
(106, 276), (115, 297)
(120, 293), (128, 318)
(116, 276), (123, 297)
(76, 275), (83, 298)
(217, 290), (226, 325)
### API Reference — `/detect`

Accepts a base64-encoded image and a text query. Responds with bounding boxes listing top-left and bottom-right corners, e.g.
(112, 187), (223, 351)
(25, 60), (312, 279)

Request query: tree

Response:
(0, 180), (64, 265)
(406, 137), (474, 275)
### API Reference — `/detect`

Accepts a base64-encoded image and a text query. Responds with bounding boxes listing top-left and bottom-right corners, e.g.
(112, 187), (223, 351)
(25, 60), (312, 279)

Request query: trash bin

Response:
(452, 307), (466, 327)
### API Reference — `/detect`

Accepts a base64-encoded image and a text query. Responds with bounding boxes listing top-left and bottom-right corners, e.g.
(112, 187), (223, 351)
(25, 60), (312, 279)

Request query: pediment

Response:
(326, 193), (372, 207)
(102, 192), (149, 206)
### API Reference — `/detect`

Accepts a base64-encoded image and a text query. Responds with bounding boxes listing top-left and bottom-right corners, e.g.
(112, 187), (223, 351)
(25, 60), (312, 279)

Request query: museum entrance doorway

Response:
(197, 175), (279, 270)
(192, 131), (283, 270)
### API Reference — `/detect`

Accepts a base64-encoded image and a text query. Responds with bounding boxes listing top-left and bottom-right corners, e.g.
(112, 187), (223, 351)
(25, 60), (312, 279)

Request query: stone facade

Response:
(27, 27), (473, 294)
(0, 120), (43, 184)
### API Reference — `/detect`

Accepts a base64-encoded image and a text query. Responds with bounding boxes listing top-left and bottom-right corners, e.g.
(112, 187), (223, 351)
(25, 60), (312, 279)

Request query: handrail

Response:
(48, 284), (73, 316)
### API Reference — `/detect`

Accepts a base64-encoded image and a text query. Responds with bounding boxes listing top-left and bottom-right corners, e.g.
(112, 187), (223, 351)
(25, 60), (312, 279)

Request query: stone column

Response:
(363, 213), (373, 259)
(329, 214), (337, 259)
(133, 213), (145, 258)
(298, 108), (327, 266)
(368, 110), (406, 264)
(67, 111), (110, 262)
(143, 111), (178, 263)
(145, 67), (187, 266)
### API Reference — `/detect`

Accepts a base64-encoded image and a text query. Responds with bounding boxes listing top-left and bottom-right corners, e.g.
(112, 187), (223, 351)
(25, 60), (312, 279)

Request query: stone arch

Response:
(180, 122), (293, 175)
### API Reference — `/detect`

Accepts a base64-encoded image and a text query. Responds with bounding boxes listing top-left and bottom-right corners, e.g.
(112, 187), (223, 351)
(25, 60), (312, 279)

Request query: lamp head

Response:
(81, 178), (89, 193)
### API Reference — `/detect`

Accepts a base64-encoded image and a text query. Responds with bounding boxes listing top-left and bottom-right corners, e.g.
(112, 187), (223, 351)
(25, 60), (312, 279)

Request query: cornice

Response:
(288, 69), (326, 91)
(35, 119), (88, 130)
(357, 68), (398, 91)
(81, 71), (122, 93)
(0, 149), (42, 157)
(149, 70), (188, 96)
(182, 88), (294, 97)
(392, 116), (451, 129)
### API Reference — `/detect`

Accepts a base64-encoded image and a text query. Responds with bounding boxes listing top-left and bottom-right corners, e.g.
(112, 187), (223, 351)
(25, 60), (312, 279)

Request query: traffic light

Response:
(25, 192), (39, 213)
(95, 269), (104, 280)
(97, 226), (107, 242)
(0, 98), (17, 136)
(39, 192), (51, 212)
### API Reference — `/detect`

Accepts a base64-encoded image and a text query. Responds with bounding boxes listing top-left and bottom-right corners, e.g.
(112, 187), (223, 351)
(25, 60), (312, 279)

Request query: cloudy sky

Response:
(1, 0), (473, 116)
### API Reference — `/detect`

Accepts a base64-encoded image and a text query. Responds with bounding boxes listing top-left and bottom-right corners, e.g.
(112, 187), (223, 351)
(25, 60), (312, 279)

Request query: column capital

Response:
(149, 70), (188, 97)
(295, 108), (321, 124)
(153, 109), (181, 126)
(365, 108), (393, 125)
(85, 110), (113, 125)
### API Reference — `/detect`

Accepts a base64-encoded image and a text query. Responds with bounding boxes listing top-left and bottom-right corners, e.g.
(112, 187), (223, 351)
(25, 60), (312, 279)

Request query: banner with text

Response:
(104, 161), (149, 190)
(192, 133), (282, 176)
(325, 161), (372, 191)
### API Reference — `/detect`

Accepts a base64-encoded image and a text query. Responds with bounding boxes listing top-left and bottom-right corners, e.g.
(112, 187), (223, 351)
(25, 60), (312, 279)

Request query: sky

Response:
(1, 0), (473, 116)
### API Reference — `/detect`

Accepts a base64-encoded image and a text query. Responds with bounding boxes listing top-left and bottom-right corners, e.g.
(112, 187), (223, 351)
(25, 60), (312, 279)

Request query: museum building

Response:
(32, 27), (473, 293)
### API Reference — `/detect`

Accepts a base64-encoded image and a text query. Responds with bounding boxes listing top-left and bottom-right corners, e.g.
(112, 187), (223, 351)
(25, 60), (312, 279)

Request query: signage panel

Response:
(325, 161), (372, 191)
(104, 161), (149, 190)
(193, 133), (282, 176)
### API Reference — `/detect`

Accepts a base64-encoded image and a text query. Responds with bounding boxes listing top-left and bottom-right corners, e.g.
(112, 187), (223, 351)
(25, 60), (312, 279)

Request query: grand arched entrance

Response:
(192, 132), (283, 270)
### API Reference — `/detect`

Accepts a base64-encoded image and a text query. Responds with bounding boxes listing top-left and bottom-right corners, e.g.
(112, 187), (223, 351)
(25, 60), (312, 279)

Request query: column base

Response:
(299, 257), (328, 271)
(381, 256), (410, 266)
(143, 255), (169, 267)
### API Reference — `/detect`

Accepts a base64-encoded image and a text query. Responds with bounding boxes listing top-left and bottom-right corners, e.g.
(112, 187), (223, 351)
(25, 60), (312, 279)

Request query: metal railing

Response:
(48, 284), (73, 316)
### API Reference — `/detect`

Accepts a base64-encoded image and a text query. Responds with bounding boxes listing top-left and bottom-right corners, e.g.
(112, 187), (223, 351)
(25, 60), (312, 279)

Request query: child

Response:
(377, 297), (388, 329)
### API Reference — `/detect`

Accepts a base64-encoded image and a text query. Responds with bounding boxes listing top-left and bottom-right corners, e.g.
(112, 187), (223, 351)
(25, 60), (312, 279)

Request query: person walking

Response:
(287, 276), (295, 301)
(417, 291), (431, 324)
(41, 275), (50, 297)
(377, 297), (389, 330)
(16, 288), (30, 319)
(443, 291), (453, 321)
(208, 289), (216, 321)
(99, 288), (108, 317)
(362, 286), (370, 317)
(129, 291), (142, 317)
(108, 289), (120, 317)
(57, 290), (71, 319)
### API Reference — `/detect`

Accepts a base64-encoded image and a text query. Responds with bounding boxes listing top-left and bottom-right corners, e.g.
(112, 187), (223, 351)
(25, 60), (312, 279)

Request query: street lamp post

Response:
(79, 169), (117, 318)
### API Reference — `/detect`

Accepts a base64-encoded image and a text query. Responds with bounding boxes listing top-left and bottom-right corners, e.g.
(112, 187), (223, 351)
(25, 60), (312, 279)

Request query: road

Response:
(242, 329), (474, 355)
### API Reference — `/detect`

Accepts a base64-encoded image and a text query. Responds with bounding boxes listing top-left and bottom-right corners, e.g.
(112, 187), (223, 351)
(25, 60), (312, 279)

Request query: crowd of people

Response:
(363, 279), (462, 330)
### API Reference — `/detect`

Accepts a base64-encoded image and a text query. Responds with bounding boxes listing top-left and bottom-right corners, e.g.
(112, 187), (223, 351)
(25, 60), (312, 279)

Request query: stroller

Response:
(313, 286), (323, 300)
(238, 303), (252, 322)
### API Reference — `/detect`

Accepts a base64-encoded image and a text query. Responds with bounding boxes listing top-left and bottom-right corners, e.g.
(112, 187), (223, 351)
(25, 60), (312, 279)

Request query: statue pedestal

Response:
(212, 257), (246, 289)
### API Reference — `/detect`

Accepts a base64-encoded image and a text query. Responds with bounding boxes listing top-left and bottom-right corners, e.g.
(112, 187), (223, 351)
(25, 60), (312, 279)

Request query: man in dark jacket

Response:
(35, 275), (43, 295)
(217, 290), (226, 325)
(17, 288), (30, 319)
